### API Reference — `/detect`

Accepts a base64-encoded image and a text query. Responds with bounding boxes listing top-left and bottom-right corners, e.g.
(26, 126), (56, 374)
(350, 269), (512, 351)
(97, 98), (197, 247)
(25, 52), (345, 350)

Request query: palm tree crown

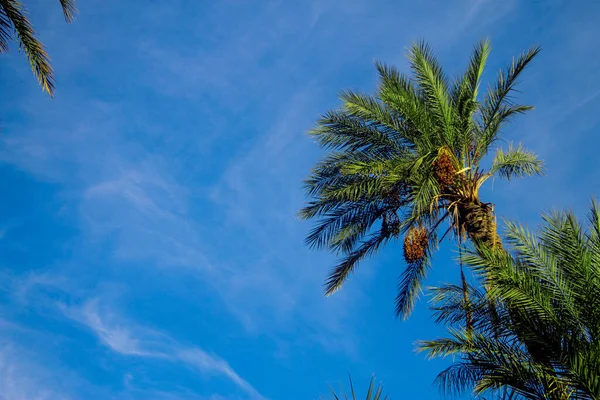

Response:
(419, 201), (600, 399)
(1, 0), (77, 96)
(300, 39), (543, 318)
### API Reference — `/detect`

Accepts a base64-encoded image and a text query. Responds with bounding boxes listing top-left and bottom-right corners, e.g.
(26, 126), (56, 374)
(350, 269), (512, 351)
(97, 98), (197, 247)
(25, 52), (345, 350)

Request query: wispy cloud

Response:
(0, 340), (72, 400)
(3, 0), (599, 398)
(62, 298), (266, 400)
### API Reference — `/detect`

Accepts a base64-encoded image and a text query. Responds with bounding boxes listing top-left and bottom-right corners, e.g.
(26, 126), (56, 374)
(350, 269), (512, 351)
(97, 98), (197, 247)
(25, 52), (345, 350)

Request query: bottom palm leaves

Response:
(419, 200), (600, 399)
(322, 377), (389, 400)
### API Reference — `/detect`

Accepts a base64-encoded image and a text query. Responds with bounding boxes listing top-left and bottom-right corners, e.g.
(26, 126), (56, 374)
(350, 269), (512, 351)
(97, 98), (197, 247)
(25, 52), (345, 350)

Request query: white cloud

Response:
(62, 299), (266, 400)
(0, 0), (512, 357)
(0, 342), (71, 400)
(1, 3), (573, 399)
(177, 349), (263, 399)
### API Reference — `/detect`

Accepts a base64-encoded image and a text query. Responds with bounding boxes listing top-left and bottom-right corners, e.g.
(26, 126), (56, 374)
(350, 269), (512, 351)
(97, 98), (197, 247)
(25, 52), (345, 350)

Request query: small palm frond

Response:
(418, 327), (475, 359)
(1, 0), (54, 95)
(408, 173), (440, 222)
(325, 231), (390, 296)
(478, 45), (541, 152)
(303, 200), (385, 252)
(0, 0), (77, 95)
(310, 110), (405, 156)
(58, 0), (78, 22)
(489, 144), (544, 181)
(301, 152), (380, 199)
(453, 38), (491, 156)
(395, 256), (431, 319)
(408, 41), (454, 143)
(0, 9), (11, 52)
(432, 362), (484, 398)
(375, 61), (434, 143)
(340, 90), (404, 135)
(322, 376), (389, 400)
(456, 38), (491, 114)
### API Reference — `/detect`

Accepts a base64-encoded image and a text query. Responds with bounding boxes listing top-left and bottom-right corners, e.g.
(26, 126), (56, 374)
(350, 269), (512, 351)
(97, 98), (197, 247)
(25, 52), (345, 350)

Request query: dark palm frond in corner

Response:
(0, 0), (78, 96)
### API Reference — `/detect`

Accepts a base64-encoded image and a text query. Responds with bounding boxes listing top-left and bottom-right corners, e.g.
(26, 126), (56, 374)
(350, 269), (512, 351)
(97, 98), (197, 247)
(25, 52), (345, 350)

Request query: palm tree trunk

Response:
(458, 200), (502, 249)
(459, 198), (503, 340)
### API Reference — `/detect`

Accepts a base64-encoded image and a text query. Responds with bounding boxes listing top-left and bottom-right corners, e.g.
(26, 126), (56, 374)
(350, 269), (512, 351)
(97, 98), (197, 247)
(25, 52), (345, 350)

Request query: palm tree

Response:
(1, 0), (77, 96)
(419, 201), (600, 399)
(321, 377), (389, 400)
(300, 39), (543, 318)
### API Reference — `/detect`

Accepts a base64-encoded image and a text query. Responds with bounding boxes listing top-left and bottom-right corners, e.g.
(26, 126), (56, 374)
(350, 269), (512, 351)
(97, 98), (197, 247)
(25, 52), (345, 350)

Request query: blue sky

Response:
(0, 0), (599, 399)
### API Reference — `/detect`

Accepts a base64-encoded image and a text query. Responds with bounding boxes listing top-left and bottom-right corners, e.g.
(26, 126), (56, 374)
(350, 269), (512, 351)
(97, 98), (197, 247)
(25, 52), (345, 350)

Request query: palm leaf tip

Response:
(324, 376), (388, 400)
(0, 10), (11, 53)
(324, 260), (354, 296)
(1, 0), (55, 96)
(58, 0), (78, 22)
(1, 0), (78, 96)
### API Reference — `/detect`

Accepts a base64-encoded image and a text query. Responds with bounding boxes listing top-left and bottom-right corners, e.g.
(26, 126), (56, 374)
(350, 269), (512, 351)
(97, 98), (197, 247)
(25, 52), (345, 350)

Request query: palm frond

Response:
(340, 90), (404, 135)
(0, 0), (77, 95)
(489, 144), (544, 181)
(322, 376), (389, 400)
(0, 8), (11, 52)
(375, 61), (433, 145)
(303, 200), (384, 251)
(408, 41), (454, 144)
(424, 200), (600, 398)
(478, 45), (541, 151)
(395, 256), (430, 319)
(458, 38), (491, 110)
(310, 110), (405, 156)
(58, 0), (77, 22)
(418, 328), (474, 359)
(325, 231), (390, 296)
(453, 38), (491, 158)
(1, 0), (54, 95)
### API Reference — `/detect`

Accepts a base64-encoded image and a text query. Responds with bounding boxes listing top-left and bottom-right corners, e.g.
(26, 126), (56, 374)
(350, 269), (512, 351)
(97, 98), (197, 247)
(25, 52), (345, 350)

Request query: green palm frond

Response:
(1, 0), (54, 94)
(341, 90), (404, 135)
(454, 38), (491, 119)
(58, 0), (77, 22)
(477, 45), (541, 152)
(421, 200), (600, 398)
(304, 200), (386, 252)
(453, 38), (491, 161)
(489, 144), (544, 181)
(395, 256), (431, 318)
(408, 41), (454, 144)
(311, 111), (405, 156)
(0, 9), (11, 52)
(0, 0), (77, 96)
(322, 376), (389, 400)
(325, 231), (390, 295)
(428, 280), (505, 336)
(375, 61), (433, 143)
